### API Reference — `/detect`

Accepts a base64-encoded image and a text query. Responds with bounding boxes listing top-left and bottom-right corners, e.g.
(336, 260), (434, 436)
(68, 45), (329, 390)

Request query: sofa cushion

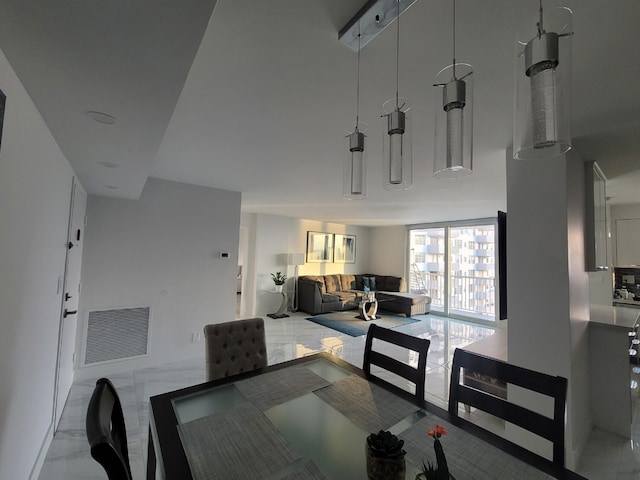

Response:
(380, 292), (430, 306)
(324, 275), (342, 293)
(334, 291), (357, 302)
(340, 274), (357, 291)
(304, 275), (327, 294)
(383, 276), (402, 292)
(322, 294), (340, 303)
(363, 276), (376, 291)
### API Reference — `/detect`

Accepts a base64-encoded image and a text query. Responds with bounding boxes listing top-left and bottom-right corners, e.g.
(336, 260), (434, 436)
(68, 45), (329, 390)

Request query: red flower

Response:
(428, 424), (448, 439)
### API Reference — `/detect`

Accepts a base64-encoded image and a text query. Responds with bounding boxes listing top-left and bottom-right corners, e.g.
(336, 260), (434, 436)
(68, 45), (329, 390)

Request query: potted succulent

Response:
(270, 272), (287, 292)
(366, 430), (406, 480)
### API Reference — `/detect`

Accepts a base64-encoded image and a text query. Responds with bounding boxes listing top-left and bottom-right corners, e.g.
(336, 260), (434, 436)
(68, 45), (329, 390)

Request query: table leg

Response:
(147, 425), (156, 480)
(362, 299), (378, 321)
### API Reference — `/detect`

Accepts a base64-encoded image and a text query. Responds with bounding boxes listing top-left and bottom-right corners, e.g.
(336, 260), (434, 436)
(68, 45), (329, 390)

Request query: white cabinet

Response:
(616, 218), (640, 266)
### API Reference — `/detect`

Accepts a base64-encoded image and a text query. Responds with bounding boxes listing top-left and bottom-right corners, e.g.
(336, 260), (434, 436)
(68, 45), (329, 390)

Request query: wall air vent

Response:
(84, 306), (150, 365)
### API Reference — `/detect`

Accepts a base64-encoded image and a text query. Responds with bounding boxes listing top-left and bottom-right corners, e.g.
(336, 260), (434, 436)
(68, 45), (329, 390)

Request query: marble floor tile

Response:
(38, 311), (624, 479)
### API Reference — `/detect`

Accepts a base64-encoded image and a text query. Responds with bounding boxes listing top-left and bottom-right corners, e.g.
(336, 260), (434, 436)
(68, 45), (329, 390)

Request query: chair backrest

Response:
(448, 348), (568, 466)
(363, 324), (430, 403)
(86, 378), (132, 480)
(203, 317), (268, 381)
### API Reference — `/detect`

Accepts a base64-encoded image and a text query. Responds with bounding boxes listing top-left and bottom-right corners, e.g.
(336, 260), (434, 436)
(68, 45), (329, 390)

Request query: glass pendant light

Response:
(433, 0), (473, 179)
(382, 0), (412, 191)
(344, 28), (367, 199)
(514, 0), (573, 160)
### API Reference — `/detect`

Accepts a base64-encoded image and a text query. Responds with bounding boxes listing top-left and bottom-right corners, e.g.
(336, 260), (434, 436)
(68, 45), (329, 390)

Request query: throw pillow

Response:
(363, 276), (376, 291)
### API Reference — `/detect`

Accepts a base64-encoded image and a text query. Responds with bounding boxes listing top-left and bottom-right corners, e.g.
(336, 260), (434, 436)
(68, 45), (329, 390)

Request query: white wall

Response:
(0, 49), (77, 479)
(506, 148), (591, 469)
(369, 226), (407, 280)
(611, 203), (640, 266)
(75, 178), (241, 379)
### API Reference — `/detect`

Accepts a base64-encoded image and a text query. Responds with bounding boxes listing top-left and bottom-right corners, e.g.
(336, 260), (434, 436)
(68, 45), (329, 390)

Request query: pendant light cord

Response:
(395, 0), (400, 109)
(356, 28), (361, 129)
(537, 0), (544, 37)
(452, 0), (456, 79)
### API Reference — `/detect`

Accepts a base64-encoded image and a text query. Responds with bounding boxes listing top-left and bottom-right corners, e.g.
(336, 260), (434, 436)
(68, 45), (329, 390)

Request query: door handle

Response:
(65, 293), (72, 301)
(63, 309), (77, 318)
(67, 242), (74, 249)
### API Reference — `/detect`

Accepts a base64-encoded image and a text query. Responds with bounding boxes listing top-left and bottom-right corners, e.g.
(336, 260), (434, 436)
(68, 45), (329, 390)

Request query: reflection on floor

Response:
(38, 312), (637, 479)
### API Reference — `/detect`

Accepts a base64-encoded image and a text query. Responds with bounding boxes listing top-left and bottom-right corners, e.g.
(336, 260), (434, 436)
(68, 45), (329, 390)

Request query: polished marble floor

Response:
(38, 311), (640, 479)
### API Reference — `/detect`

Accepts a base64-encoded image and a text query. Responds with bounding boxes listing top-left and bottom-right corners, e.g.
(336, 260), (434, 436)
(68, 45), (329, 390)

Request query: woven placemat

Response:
(177, 402), (299, 480)
(313, 374), (419, 432)
(279, 460), (329, 480)
(235, 364), (330, 410)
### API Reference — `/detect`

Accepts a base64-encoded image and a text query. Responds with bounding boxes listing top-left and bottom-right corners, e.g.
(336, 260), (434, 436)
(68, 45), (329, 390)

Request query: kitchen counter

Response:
(589, 303), (640, 329)
(588, 304), (640, 438)
(613, 298), (640, 309)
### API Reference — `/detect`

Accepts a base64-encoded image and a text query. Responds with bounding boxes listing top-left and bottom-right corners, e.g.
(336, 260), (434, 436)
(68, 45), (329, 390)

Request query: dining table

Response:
(147, 352), (587, 480)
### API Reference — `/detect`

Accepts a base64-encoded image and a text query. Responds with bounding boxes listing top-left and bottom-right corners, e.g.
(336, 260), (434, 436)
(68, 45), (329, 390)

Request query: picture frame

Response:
(334, 234), (356, 264)
(306, 231), (333, 263)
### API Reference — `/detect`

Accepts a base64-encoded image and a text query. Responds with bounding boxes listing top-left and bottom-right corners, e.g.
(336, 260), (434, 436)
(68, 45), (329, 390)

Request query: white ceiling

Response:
(1, 0), (638, 226)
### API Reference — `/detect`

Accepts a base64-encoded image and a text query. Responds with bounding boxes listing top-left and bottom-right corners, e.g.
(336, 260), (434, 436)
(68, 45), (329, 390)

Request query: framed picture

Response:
(334, 234), (356, 264)
(306, 231), (333, 263)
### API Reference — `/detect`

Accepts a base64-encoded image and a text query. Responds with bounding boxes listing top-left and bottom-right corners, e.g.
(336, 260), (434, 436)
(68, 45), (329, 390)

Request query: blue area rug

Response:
(306, 311), (420, 337)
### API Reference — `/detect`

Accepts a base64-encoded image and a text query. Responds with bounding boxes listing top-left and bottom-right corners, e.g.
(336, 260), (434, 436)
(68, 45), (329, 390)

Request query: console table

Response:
(266, 290), (289, 319)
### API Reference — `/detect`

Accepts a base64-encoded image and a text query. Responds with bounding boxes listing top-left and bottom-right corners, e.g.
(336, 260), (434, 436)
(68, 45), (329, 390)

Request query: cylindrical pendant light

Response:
(344, 125), (367, 199)
(514, 1), (573, 160)
(344, 29), (367, 199)
(383, 0), (412, 191)
(433, 0), (473, 179)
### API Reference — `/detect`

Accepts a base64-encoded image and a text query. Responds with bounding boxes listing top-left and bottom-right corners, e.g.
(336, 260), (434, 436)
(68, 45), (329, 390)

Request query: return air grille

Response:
(85, 307), (150, 364)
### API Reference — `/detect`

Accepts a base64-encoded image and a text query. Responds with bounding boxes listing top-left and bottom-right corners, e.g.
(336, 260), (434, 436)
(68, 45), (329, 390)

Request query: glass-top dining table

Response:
(148, 352), (586, 480)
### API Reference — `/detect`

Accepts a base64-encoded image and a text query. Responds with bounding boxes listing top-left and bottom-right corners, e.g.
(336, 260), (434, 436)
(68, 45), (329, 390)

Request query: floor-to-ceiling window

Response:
(409, 219), (497, 324)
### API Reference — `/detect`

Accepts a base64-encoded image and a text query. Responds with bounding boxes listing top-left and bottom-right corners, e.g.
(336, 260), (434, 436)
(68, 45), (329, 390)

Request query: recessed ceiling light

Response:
(105, 185), (118, 190)
(98, 161), (119, 168)
(86, 111), (116, 125)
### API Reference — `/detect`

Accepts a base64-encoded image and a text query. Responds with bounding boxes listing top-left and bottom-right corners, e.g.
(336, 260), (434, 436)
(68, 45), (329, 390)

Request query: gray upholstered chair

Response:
(203, 317), (268, 381)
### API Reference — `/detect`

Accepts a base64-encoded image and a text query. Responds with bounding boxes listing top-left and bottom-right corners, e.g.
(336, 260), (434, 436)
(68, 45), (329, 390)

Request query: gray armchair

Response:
(203, 317), (267, 381)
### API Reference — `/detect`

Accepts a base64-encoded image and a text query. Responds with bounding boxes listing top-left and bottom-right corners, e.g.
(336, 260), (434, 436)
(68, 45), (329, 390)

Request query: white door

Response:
(53, 178), (87, 428)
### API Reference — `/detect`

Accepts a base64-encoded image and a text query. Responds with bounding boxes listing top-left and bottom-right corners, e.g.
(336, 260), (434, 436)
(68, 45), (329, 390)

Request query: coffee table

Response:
(355, 294), (392, 321)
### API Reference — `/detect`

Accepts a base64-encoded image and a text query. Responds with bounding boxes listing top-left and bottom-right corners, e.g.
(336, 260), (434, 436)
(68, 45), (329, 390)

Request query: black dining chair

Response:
(363, 324), (430, 403)
(86, 378), (132, 480)
(448, 348), (568, 466)
(203, 317), (268, 381)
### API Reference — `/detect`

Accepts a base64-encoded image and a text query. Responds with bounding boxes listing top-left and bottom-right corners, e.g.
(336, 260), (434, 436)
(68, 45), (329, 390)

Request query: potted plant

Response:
(365, 430), (406, 480)
(270, 272), (286, 292)
(417, 425), (456, 480)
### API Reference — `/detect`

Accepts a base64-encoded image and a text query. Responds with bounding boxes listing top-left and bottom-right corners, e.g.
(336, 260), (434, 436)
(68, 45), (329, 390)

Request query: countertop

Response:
(589, 304), (640, 329)
(613, 298), (640, 308)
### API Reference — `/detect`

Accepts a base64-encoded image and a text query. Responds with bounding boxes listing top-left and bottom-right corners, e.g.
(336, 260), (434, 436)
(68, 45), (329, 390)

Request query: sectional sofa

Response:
(297, 273), (431, 317)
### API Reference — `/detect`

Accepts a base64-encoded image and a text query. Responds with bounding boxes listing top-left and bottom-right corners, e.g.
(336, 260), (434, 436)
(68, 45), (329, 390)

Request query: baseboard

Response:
(29, 421), (54, 480)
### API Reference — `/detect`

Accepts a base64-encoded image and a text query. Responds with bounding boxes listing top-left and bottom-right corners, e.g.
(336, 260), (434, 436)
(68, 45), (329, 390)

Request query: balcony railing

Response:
(409, 270), (495, 316)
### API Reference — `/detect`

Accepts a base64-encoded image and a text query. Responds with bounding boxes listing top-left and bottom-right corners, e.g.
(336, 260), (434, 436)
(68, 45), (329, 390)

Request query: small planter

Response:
(415, 472), (456, 480)
(365, 445), (406, 480)
(274, 284), (283, 292)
